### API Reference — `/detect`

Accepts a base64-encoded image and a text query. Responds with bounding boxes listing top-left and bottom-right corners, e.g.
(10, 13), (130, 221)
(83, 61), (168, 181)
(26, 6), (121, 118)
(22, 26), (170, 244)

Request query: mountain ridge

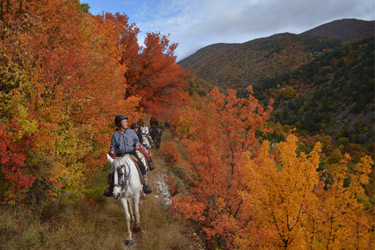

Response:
(179, 32), (343, 94)
(179, 18), (374, 147)
(301, 18), (374, 42)
(178, 18), (374, 64)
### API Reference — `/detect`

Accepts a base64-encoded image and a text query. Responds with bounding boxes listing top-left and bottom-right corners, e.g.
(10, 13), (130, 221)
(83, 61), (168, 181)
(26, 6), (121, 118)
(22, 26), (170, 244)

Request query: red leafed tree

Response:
(0, 118), (37, 204)
(171, 87), (273, 248)
(0, 1), (143, 204)
(119, 28), (190, 118)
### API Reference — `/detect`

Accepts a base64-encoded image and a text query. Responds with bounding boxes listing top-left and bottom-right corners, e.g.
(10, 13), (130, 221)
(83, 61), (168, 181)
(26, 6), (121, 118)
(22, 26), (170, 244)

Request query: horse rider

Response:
(140, 121), (149, 135)
(150, 116), (159, 127)
(104, 115), (152, 197)
(164, 120), (170, 129)
(140, 121), (153, 145)
(131, 122), (155, 171)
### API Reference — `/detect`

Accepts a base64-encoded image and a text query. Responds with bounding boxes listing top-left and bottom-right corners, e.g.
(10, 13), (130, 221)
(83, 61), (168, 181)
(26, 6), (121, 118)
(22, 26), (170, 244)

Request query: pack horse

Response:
(106, 154), (142, 246)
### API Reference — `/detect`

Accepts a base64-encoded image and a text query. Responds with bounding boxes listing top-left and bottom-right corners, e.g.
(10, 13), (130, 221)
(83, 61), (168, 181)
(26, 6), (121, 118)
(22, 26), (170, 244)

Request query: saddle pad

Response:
(129, 154), (144, 185)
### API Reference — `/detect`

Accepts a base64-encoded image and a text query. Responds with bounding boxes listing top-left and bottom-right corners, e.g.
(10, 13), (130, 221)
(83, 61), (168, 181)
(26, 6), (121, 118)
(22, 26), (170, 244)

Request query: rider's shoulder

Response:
(113, 129), (122, 135)
(126, 128), (137, 135)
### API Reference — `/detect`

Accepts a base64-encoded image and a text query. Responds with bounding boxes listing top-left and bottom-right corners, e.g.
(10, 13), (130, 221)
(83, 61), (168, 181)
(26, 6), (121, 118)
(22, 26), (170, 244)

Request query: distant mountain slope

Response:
(254, 37), (374, 145)
(179, 19), (374, 95)
(301, 18), (374, 42)
(179, 18), (374, 146)
(179, 33), (342, 95)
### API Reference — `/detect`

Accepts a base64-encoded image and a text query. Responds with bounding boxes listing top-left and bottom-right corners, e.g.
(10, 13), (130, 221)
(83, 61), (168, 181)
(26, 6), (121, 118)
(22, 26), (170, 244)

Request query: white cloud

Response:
(85, 0), (375, 60)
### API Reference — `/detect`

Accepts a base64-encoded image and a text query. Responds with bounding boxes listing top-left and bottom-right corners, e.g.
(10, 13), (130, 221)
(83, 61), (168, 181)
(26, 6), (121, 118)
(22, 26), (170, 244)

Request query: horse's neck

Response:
(127, 158), (140, 176)
(152, 127), (160, 135)
(127, 161), (142, 191)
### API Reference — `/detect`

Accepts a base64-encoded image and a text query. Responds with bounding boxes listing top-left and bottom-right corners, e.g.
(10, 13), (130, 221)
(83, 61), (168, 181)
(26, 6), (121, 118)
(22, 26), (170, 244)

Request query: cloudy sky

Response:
(83, 0), (374, 61)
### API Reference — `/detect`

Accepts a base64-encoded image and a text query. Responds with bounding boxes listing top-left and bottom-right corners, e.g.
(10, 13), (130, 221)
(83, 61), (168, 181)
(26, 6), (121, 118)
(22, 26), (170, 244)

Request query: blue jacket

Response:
(110, 129), (140, 156)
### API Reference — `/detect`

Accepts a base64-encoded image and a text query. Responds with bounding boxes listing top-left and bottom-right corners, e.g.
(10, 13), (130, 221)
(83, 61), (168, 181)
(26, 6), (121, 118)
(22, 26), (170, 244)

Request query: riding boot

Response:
(148, 160), (155, 171)
(143, 176), (152, 194)
(103, 173), (114, 197)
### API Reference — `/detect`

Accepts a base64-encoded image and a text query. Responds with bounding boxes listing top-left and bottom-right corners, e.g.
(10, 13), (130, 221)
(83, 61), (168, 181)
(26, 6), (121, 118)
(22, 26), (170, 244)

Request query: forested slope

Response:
(180, 19), (374, 149)
(179, 33), (342, 96)
(254, 36), (374, 146)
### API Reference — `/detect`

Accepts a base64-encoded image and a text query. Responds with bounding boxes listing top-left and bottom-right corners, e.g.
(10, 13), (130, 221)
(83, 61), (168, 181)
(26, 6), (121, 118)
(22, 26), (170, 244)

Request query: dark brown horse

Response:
(150, 125), (162, 149)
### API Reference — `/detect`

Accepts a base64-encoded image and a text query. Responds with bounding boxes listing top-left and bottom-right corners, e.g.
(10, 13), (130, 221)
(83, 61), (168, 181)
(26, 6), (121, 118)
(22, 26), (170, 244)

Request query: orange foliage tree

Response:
(0, 0), (142, 204)
(235, 135), (374, 249)
(169, 86), (373, 248)
(171, 87), (273, 248)
(236, 135), (322, 249)
(0, 0), (191, 205)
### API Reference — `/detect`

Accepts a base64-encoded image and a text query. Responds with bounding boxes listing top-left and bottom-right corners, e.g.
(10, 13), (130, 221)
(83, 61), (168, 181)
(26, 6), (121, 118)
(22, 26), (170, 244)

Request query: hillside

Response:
(179, 18), (374, 146)
(301, 18), (375, 42)
(178, 19), (374, 94)
(254, 36), (374, 145)
(179, 33), (342, 95)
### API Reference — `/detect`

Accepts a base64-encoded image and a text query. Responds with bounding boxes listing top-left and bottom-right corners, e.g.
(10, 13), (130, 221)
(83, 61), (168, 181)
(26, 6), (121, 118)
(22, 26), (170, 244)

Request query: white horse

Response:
(106, 154), (142, 246)
(141, 133), (153, 157)
(136, 149), (150, 172)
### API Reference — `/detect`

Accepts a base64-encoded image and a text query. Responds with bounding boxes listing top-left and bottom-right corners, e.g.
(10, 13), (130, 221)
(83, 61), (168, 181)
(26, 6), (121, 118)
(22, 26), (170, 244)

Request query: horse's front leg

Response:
(133, 194), (141, 231)
(127, 198), (135, 222)
(120, 198), (133, 246)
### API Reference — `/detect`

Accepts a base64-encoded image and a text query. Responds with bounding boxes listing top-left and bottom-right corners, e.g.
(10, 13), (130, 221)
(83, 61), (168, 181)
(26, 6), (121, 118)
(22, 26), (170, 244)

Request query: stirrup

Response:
(143, 185), (152, 194)
(103, 187), (113, 197)
(149, 165), (155, 171)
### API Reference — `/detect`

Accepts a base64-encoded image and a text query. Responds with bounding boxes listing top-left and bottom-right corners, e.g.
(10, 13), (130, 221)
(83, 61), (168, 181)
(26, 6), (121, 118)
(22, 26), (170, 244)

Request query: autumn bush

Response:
(161, 141), (182, 166)
(234, 134), (374, 249)
(279, 86), (296, 99)
(169, 87), (273, 249)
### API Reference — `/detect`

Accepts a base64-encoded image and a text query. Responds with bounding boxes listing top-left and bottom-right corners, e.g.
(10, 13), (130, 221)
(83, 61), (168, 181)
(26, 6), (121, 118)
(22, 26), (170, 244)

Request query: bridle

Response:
(114, 162), (131, 197)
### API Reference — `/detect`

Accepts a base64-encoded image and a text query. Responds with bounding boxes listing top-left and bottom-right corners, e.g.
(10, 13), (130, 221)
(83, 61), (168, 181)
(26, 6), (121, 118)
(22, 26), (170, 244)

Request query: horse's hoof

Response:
(133, 226), (141, 232)
(125, 240), (133, 246)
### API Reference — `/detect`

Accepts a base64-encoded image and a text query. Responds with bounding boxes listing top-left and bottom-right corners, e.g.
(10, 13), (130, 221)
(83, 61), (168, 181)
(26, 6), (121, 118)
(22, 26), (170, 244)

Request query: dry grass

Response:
(137, 142), (204, 250)
(0, 130), (204, 250)
(0, 198), (133, 249)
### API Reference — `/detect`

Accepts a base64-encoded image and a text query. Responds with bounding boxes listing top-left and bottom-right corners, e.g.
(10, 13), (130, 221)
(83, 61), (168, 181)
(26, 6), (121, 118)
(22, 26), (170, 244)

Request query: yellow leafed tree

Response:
(236, 135), (374, 249)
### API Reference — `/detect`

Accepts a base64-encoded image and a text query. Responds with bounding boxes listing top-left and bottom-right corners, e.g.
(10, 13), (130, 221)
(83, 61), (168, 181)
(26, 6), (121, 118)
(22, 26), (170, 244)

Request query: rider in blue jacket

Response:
(104, 115), (152, 197)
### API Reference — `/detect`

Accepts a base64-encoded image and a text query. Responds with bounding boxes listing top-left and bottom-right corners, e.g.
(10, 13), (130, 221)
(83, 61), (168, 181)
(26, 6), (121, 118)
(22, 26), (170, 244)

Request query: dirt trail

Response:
(113, 149), (204, 250)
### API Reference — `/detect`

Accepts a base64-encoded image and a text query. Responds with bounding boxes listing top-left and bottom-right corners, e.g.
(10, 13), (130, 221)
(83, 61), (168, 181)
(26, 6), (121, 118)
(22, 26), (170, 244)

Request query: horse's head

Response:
(111, 157), (128, 200)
